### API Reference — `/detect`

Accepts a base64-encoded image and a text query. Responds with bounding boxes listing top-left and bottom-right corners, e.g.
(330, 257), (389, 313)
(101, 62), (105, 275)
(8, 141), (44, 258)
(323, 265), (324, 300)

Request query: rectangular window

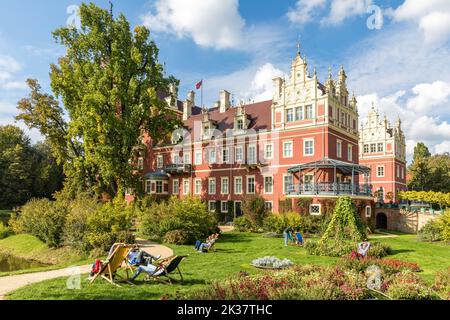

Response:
(348, 145), (353, 161)
(221, 177), (229, 195)
(145, 180), (151, 194)
(336, 140), (342, 158)
(194, 151), (202, 165)
(156, 155), (163, 169)
(182, 179), (190, 195)
(286, 109), (294, 122)
(247, 176), (255, 194)
(247, 144), (257, 164)
(237, 119), (244, 130)
(208, 178), (216, 195)
(365, 206), (372, 218)
(304, 139), (314, 156)
(222, 147), (229, 163)
(295, 106), (303, 121)
(209, 149), (216, 164)
(173, 153), (180, 165)
(305, 105), (313, 119)
(235, 145), (243, 162)
(138, 158), (144, 170)
(156, 181), (163, 194)
(264, 176), (273, 194)
(183, 152), (191, 165)
(310, 204), (321, 215)
(265, 201), (273, 213)
(234, 176), (243, 194)
(370, 144), (376, 153)
(194, 179), (202, 195)
(401, 167), (405, 179)
(283, 141), (293, 158)
(208, 201), (216, 212)
(364, 144), (369, 153)
(172, 179), (179, 194)
(377, 143), (384, 152)
(283, 175), (293, 194)
(221, 201), (228, 213)
(264, 143), (273, 159)
(377, 166), (385, 177)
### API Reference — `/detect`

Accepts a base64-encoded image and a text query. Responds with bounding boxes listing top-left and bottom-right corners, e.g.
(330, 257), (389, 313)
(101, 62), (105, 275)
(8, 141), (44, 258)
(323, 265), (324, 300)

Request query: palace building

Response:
(127, 47), (407, 219)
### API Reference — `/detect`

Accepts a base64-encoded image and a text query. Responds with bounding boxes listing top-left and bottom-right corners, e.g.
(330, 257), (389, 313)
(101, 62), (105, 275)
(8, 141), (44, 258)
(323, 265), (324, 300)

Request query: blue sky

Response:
(0, 0), (449, 160)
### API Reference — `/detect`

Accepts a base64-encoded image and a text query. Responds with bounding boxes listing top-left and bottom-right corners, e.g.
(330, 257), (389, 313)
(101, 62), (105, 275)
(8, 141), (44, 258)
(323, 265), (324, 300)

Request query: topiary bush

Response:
(10, 198), (67, 247)
(321, 197), (367, 242)
(138, 197), (218, 245)
(242, 195), (268, 228)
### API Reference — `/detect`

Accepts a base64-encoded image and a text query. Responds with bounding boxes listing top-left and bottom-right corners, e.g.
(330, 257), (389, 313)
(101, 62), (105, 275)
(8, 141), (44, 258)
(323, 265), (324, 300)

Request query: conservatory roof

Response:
(288, 158), (371, 175)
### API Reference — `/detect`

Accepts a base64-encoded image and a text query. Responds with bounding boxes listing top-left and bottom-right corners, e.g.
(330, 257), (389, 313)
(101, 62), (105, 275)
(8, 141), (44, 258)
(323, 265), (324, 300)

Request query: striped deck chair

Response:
(90, 243), (134, 287)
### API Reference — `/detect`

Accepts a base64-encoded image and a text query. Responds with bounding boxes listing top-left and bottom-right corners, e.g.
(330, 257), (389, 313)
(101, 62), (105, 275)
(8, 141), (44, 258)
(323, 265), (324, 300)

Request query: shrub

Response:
(305, 240), (391, 258)
(233, 216), (254, 232)
(321, 197), (367, 242)
(297, 197), (313, 215)
(138, 197), (218, 245)
(433, 267), (450, 300)
(340, 254), (420, 276)
(10, 198), (67, 247)
(263, 212), (302, 234)
(0, 223), (10, 239)
(251, 256), (293, 269)
(418, 219), (443, 242)
(163, 230), (191, 245)
(440, 209), (450, 242)
(242, 195), (268, 228)
(383, 271), (439, 300)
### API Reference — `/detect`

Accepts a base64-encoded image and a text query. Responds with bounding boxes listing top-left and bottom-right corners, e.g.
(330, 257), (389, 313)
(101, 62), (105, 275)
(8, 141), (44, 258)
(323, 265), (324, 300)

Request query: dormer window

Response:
(237, 119), (244, 130)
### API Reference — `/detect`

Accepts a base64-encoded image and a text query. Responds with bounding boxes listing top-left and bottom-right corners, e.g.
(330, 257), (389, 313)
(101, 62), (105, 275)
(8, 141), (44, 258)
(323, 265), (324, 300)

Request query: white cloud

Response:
(322, 0), (372, 26)
(393, 0), (450, 45)
(434, 141), (450, 154)
(287, 0), (327, 25)
(0, 55), (23, 90)
(141, 0), (245, 50)
(246, 63), (284, 102)
(406, 81), (450, 114)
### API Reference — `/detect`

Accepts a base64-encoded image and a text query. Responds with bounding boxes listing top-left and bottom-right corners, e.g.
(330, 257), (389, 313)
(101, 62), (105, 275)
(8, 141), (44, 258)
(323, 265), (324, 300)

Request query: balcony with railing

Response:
(164, 164), (192, 174)
(287, 182), (372, 197)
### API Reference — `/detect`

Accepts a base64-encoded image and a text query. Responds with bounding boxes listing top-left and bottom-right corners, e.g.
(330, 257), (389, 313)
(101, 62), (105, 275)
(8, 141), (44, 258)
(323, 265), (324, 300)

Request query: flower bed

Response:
(304, 240), (391, 258)
(341, 253), (421, 276)
(251, 256), (293, 269)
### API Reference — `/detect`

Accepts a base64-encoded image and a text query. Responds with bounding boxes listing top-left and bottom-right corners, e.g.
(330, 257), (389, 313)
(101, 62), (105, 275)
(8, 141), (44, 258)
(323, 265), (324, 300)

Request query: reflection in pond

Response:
(0, 253), (46, 272)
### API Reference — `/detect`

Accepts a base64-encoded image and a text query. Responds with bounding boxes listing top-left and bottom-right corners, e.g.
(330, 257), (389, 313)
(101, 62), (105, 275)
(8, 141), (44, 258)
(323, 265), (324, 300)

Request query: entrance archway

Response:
(376, 212), (388, 229)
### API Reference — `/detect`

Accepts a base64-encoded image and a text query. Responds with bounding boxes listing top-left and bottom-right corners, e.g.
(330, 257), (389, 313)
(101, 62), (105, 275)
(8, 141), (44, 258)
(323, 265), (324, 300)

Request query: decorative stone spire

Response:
(325, 67), (335, 94)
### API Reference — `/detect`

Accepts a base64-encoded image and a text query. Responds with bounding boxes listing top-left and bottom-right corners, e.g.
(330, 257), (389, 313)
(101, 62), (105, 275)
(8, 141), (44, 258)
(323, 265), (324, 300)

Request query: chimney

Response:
(219, 90), (230, 113)
(183, 91), (195, 121)
(167, 83), (178, 107)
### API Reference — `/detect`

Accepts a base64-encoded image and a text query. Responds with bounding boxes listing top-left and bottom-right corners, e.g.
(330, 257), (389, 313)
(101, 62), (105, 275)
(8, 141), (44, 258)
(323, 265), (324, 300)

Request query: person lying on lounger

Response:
(127, 246), (161, 266)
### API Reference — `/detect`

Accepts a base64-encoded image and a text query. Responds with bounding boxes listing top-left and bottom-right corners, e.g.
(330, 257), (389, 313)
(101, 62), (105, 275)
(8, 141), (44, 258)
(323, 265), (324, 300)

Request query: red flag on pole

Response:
(196, 80), (203, 90)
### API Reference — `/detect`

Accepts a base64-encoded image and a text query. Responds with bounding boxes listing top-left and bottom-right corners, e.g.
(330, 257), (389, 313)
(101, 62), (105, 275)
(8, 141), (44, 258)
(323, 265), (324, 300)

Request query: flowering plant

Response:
(251, 256), (293, 269)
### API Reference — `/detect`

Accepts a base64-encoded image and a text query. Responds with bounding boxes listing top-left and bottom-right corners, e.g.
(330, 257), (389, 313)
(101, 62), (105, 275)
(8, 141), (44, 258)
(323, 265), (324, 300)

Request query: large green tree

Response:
(408, 142), (432, 191)
(17, 3), (180, 198)
(0, 125), (33, 208)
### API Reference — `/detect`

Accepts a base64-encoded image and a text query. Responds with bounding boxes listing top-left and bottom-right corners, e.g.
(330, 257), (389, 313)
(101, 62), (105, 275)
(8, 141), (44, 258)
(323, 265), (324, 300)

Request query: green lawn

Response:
(6, 232), (450, 300)
(0, 234), (90, 277)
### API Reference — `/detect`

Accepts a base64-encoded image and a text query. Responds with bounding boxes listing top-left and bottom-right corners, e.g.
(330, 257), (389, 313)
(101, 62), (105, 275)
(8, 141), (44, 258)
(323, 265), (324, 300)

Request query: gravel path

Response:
(0, 239), (173, 300)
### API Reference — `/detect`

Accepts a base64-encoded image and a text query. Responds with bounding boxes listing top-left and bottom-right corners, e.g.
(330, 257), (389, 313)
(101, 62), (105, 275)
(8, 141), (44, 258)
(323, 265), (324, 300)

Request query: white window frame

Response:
(348, 144), (353, 161)
(304, 138), (314, 156)
(208, 148), (216, 164)
(183, 152), (191, 165)
(365, 206), (372, 218)
(377, 165), (385, 177)
(172, 153), (180, 165)
(221, 201), (228, 213)
(247, 144), (257, 164)
(221, 177), (229, 195)
(247, 175), (256, 194)
(305, 105), (313, 119)
(265, 201), (273, 213)
(264, 143), (273, 160)
(194, 178), (202, 195)
(208, 201), (216, 212)
(234, 176), (243, 195)
(137, 157), (144, 170)
(397, 165), (400, 178)
(208, 178), (216, 195)
(377, 143), (384, 153)
(145, 179), (151, 194)
(264, 175), (273, 194)
(283, 141), (293, 158)
(336, 140), (342, 158)
(310, 204), (321, 216)
(172, 179), (179, 195)
(235, 145), (244, 162)
(182, 179), (190, 195)
(222, 147), (230, 164)
(286, 108), (294, 122)
(401, 166), (405, 179)
(156, 155), (163, 169)
(194, 150), (202, 165)
(283, 174), (293, 195)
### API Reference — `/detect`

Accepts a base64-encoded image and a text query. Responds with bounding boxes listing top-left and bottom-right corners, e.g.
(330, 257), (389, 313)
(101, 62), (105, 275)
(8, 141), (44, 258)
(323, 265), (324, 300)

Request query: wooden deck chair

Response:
(145, 255), (187, 284)
(90, 243), (134, 287)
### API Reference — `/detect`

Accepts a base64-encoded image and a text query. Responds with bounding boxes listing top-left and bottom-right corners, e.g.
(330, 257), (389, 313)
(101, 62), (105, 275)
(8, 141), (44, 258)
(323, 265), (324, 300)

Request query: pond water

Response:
(0, 253), (46, 272)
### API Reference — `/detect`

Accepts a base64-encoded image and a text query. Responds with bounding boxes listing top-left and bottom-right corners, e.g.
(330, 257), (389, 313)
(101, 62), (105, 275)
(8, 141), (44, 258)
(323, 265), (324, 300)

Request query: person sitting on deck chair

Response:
(357, 242), (371, 258)
(194, 233), (219, 253)
(294, 229), (304, 245)
(130, 260), (159, 281)
(127, 246), (161, 266)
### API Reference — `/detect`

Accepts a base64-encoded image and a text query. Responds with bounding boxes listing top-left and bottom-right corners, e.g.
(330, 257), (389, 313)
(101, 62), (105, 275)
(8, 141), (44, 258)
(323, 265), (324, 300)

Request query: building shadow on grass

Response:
(389, 249), (415, 255)
(220, 232), (252, 243)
